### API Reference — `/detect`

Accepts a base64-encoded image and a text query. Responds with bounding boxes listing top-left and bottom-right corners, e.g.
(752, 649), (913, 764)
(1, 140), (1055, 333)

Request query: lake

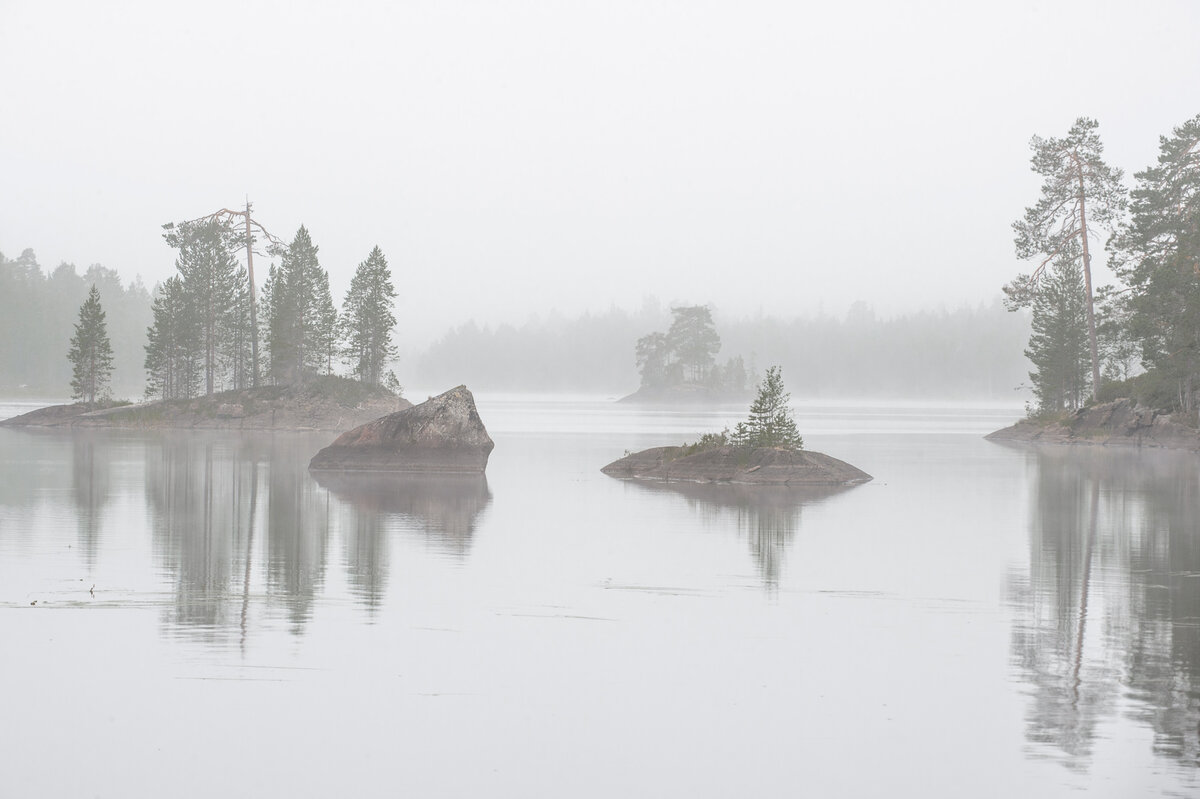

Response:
(1, 396), (1197, 798)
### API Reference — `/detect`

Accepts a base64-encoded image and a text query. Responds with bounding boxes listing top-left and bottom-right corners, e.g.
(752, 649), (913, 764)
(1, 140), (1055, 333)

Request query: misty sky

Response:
(2, 1), (1198, 345)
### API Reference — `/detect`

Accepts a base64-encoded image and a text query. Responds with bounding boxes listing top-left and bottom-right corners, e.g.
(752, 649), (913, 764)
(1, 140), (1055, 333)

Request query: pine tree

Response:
(731, 366), (803, 450)
(340, 246), (397, 385)
(1025, 251), (1092, 413)
(68, 285), (115, 404)
(1009, 117), (1126, 398)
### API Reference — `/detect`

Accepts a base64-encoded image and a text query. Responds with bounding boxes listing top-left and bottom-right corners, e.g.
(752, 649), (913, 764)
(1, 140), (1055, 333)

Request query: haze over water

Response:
(2, 397), (1197, 797)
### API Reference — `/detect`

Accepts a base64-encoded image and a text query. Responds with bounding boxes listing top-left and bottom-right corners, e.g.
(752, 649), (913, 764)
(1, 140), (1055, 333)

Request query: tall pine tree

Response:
(1009, 117), (1126, 398)
(68, 285), (115, 404)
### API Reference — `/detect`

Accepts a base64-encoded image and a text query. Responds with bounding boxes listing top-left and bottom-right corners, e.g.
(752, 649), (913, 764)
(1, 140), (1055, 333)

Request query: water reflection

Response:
(313, 473), (492, 611)
(138, 433), (493, 641)
(72, 433), (111, 571)
(1008, 445), (1200, 770)
(617, 481), (853, 587)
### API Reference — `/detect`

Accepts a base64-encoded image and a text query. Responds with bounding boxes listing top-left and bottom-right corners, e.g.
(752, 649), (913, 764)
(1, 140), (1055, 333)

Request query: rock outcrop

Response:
(309, 385), (494, 473)
(601, 445), (871, 486)
(986, 398), (1200, 450)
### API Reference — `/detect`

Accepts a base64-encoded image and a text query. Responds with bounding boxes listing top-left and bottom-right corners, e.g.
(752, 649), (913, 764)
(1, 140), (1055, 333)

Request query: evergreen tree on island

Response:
(341, 245), (397, 386)
(68, 285), (115, 404)
(731, 366), (803, 450)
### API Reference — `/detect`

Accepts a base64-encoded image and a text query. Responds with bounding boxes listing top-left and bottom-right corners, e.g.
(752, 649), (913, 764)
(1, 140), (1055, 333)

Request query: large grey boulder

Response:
(309, 385), (494, 472)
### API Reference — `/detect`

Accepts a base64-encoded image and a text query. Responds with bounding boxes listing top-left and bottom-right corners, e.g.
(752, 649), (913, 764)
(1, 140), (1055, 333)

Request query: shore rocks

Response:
(986, 398), (1200, 450)
(601, 445), (871, 486)
(0, 377), (407, 431)
(309, 385), (494, 473)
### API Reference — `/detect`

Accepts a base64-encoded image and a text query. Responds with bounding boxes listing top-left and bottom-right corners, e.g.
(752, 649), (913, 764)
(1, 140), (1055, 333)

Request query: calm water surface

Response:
(1, 397), (1197, 798)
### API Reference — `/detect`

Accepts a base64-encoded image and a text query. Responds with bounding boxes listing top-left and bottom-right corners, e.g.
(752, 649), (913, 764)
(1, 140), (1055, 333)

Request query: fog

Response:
(3, 1), (1198, 346)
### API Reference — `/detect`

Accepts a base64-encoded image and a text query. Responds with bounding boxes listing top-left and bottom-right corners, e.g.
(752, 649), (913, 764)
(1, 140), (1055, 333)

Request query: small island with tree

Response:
(620, 305), (755, 403)
(603, 366), (871, 486)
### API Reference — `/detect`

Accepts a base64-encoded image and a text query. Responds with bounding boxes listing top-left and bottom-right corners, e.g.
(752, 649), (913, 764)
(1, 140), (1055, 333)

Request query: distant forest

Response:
(1, 248), (1030, 401)
(408, 300), (1031, 399)
(0, 249), (152, 397)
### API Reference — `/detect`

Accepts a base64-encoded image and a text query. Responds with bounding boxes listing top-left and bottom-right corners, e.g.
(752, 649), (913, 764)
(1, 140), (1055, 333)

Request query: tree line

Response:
(1005, 114), (1200, 417)
(19, 217), (400, 405)
(412, 299), (1030, 398)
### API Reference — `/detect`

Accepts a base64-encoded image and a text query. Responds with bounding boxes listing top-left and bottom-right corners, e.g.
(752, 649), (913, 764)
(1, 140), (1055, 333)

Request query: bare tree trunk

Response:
(1077, 173), (1102, 399)
(245, 200), (259, 387)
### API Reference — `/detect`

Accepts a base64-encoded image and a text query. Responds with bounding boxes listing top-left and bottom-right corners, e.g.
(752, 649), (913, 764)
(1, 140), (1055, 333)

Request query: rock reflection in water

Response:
(313, 472), (492, 556)
(618, 481), (854, 587)
(1008, 445), (1200, 770)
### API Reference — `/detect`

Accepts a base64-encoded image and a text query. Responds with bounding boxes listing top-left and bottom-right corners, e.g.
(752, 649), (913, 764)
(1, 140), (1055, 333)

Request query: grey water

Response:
(1, 397), (1197, 798)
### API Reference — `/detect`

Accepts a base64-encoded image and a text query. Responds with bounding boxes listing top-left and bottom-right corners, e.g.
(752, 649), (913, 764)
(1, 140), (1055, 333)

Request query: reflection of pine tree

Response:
(1012, 447), (1200, 770)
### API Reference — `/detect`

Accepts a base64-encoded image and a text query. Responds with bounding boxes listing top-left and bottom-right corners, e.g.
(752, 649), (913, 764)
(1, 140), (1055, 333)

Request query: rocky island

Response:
(309, 385), (494, 473)
(0, 376), (408, 431)
(602, 445), (871, 486)
(986, 398), (1200, 451)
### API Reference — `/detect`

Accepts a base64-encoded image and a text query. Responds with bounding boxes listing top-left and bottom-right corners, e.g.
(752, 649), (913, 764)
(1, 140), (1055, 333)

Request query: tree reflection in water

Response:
(142, 433), (493, 642)
(613, 480), (854, 588)
(71, 432), (111, 571)
(1008, 445), (1200, 771)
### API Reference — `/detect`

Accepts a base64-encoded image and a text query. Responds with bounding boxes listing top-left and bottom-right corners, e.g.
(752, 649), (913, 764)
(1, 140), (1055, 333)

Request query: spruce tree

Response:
(145, 276), (200, 400)
(68, 285), (115, 404)
(265, 226), (333, 383)
(340, 246), (397, 385)
(1025, 251), (1092, 413)
(731, 366), (803, 450)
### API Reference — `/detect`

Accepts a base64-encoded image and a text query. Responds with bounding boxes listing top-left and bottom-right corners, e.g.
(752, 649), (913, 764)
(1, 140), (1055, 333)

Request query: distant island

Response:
(0, 376), (408, 432)
(618, 305), (755, 404)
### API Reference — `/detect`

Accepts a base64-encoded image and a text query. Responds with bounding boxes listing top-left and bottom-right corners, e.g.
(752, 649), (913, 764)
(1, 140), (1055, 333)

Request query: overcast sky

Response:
(2, 1), (1198, 344)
